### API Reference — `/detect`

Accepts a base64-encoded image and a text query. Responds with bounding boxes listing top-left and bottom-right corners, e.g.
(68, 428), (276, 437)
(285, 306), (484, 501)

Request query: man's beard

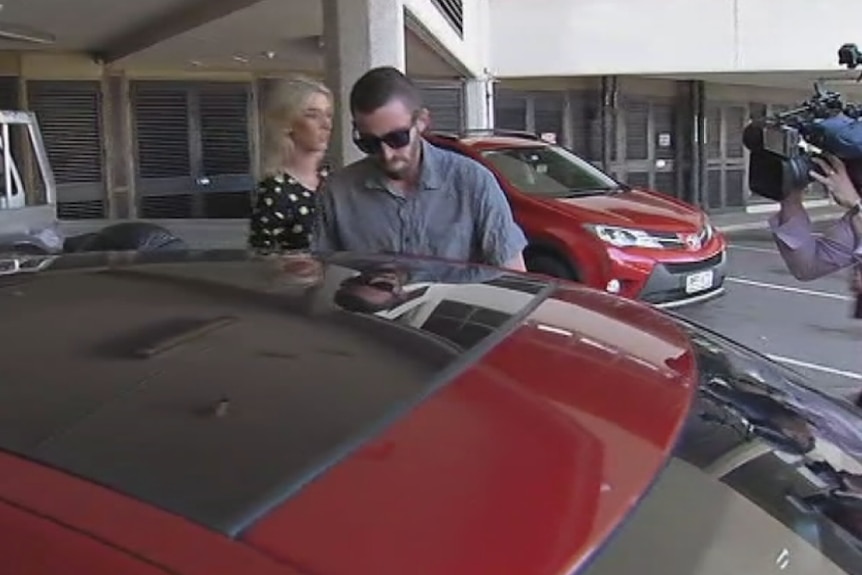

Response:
(377, 160), (410, 181)
(378, 141), (420, 181)
(382, 163), (409, 180)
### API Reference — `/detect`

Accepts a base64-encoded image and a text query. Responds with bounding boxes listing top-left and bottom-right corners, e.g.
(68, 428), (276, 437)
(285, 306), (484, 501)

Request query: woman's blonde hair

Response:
(261, 75), (333, 178)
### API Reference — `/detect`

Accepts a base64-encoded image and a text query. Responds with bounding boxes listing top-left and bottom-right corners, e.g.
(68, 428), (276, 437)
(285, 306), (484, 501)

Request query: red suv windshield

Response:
(480, 145), (622, 197)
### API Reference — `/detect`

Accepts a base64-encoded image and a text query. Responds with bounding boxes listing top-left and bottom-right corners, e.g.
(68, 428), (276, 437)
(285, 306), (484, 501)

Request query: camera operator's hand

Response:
(811, 154), (860, 209)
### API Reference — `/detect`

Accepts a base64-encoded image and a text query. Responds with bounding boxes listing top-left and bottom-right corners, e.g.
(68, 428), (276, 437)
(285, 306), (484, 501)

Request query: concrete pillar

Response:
(464, 76), (494, 130)
(101, 73), (135, 219)
(561, 92), (574, 149)
(15, 75), (36, 207)
(323, 0), (406, 169)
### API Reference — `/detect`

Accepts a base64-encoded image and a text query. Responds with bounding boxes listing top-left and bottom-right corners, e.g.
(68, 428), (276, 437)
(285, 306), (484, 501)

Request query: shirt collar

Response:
(417, 139), (443, 190)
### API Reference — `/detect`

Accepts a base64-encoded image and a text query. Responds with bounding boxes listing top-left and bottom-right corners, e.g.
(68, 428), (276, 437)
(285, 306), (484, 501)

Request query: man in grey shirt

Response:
(311, 67), (527, 271)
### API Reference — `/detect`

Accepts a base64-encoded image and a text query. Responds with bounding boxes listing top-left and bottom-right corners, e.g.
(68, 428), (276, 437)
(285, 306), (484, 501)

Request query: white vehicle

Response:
(0, 110), (63, 251)
(0, 110), (185, 254)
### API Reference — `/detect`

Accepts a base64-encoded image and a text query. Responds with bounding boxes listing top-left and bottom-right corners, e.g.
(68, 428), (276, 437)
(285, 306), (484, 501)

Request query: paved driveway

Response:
(677, 222), (862, 400)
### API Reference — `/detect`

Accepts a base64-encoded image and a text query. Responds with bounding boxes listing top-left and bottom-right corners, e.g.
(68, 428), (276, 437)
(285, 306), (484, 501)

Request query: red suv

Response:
(425, 131), (728, 308)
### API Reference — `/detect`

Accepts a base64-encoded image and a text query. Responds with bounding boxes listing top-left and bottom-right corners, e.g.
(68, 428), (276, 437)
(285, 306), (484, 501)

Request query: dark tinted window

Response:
(681, 326), (861, 573)
(581, 322), (862, 575)
(674, 392), (861, 575)
(724, 452), (862, 572)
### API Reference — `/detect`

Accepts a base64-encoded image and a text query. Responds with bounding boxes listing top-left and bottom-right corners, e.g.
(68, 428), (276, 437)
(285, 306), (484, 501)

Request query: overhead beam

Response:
(403, 9), (473, 78)
(92, 0), (269, 64)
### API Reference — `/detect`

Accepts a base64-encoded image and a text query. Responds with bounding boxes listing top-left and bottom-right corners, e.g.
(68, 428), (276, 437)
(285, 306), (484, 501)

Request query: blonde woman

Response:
(249, 76), (333, 252)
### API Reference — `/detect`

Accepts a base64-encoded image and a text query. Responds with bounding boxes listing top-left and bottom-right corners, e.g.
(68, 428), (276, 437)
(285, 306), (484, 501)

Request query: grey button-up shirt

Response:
(311, 140), (527, 267)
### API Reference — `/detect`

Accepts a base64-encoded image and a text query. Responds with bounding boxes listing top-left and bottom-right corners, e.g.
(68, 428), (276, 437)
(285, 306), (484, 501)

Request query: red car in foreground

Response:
(426, 131), (727, 308)
(0, 249), (859, 575)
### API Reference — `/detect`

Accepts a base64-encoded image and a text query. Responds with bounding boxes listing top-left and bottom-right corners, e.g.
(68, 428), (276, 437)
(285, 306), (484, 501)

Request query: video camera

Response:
(743, 43), (862, 202)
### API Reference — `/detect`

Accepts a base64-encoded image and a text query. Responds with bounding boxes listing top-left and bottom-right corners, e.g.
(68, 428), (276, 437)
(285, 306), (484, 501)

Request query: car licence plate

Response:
(685, 270), (714, 294)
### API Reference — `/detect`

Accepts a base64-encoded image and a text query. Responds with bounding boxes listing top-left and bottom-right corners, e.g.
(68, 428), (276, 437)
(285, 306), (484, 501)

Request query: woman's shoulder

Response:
(258, 171), (327, 192)
(257, 173), (297, 191)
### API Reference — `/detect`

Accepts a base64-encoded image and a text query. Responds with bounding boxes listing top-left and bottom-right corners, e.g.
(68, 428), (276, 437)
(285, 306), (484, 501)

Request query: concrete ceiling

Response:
(3, 0), (859, 88)
(0, 0), (208, 51)
(0, 0), (460, 77)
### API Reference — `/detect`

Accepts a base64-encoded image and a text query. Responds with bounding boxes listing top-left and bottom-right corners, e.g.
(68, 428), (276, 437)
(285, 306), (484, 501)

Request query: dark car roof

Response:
(2, 249), (859, 575)
(0, 251), (547, 535)
(0, 250), (700, 568)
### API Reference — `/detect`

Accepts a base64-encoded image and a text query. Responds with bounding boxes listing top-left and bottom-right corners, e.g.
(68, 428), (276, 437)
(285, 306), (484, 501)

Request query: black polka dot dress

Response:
(248, 172), (321, 252)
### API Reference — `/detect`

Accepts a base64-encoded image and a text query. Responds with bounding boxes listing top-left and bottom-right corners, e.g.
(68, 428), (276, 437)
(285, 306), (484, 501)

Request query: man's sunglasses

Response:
(352, 126), (413, 155)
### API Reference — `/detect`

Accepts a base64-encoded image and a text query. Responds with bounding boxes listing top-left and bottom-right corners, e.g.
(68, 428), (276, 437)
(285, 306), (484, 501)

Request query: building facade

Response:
(0, 0), (858, 220)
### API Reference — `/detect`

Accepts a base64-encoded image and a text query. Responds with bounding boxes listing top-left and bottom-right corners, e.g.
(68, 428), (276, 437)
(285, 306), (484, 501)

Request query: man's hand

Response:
(811, 154), (860, 209)
(812, 154), (862, 245)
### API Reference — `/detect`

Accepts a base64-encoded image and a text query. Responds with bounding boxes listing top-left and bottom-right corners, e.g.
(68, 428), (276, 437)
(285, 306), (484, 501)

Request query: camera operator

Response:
(770, 153), (862, 283)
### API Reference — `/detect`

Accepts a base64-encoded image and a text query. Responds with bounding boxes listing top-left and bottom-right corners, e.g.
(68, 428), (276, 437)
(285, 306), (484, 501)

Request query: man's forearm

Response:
(850, 206), (862, 245)
(769, 196), (852, 280)
(777, 194), (806, 225)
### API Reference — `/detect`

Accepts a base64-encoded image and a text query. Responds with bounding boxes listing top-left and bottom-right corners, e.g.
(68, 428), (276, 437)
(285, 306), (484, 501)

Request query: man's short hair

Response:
(349, 66), (423, 116)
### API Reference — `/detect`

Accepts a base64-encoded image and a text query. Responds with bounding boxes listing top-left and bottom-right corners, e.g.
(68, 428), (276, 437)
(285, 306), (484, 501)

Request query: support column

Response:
(101, 72), (136, 219)
(323, 0), (406, 169)
(464, 76), (494, 131)
(15, 74), (37, 207)
(600, 75), (617, 173)
(561, 92), (574, 149)
(101, 74), (119, 218)
(694, 80), (707, 209)
(680, 79), (706, 208)
(525, 96), (536, 133)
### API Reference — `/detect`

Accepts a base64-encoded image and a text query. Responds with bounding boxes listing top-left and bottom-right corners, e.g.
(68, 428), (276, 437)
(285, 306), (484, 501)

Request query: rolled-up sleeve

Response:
(310, 183), (342, 254)
(474, 169), (528, 267)
(768, 210), (861, 280)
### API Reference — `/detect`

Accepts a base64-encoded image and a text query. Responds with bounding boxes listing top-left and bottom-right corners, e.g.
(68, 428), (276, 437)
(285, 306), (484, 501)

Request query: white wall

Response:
(489, 0), (862, 76)
(404, 0), (490, 77)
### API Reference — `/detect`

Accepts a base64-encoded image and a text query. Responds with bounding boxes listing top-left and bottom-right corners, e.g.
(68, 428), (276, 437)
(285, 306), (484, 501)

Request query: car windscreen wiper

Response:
(564, 185), (626, 197)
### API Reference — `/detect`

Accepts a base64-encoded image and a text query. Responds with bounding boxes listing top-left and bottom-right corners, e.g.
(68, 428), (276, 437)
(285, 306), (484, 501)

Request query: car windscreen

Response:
(580, 321), (862, 575)
(480, 145), (621, 197)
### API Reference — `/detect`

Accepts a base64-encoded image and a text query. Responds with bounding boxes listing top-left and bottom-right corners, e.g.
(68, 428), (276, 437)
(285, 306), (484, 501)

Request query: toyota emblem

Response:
(684, 234), (702, 251)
